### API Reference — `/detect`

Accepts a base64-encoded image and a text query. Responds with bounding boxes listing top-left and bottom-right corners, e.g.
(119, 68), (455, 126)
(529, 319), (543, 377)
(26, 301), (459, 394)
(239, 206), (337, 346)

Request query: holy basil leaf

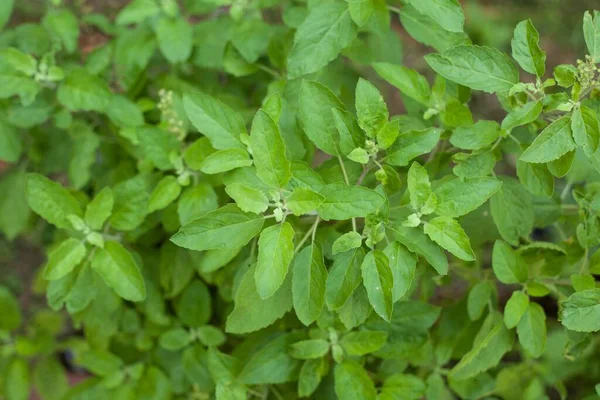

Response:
(425, 45), (519, 93)
(292, 242), (327, 325)
(361, 250), (394, 321)
(520, 117), (576, 163)
(490, 177), (534, 246)
(201, 148), (253, 175)
(388, 224), (448, 275)
(225, 183), (269, 214)
(334, 361), (377, 400)
(434, 177), (502, 218)
(44, 238), (87, 281)
(424, 216), (475, 261)
(384, 128), (441, 166)
(492, 240), (528, 284)
(250, 110), (291, 188)
(373, 62), (431, 106)
(502, 100), (543, 131)
(504, 290), (529, 329)
(26, 173), (83, 229)
(511, 19), (546, 77)
(407, 0), (464, 33)
(255, 222), (295, 299)
(155, 17), (193, 64)
(559, 289), (600, 332)
(584, 11), (600, 62)
(317, 183), (385, 220)
(517, 302), (546, 358)
(287, 187), (325, 216)
(325, 247), (365, 310)
(332, 231), (362, 255)
(571, 106), (600, 155)
(355, 78), (389, 138)
(339, 330), (388, 356)
(148, 175), (182, 213)
(289, 339), (329, 360)
(84, 187), (113, 230)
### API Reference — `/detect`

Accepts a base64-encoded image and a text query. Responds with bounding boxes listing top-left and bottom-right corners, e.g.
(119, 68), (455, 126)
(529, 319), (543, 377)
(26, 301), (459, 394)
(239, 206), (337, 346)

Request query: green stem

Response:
(294, 217), (320, 253)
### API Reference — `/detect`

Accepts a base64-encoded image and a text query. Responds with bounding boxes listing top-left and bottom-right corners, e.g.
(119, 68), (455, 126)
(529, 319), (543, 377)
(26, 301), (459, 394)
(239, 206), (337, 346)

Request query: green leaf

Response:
(361, 250), (394, 321)
(289, 339), (329, 359)
(298, 358), (327, 398)
(516, 160), (554, 197)
(490, 177), (534, 246)
(332, 231), (362, 255)
(44, 238), (87, 281)
(450, 120), (500, 150)
(171, 204), (264, 251)
(175, 280), (211, 327)
(137, 126), (180, 171)
(43, 10), (79, 54)
(79, 350), (123, 377)
(384, 128), (441, 166)
(0, 0), (14, 30)
(106, 95), (145, 128)
(0, 47), (36, 76)
(325, 247), (365, 310)
(317, 183), (385, 220)
(559, 289), (600, 332)
(299, 81), (344, 156)
(226, 263), (293, 334)
(449, 316), (514, 380)
(159, 328), (191, 351)
(399, 4), (470, 53)
(177, 183), (219, 225)
(292, 242), (327, 325)
(501, 100), (543, 131)
(201, 148), (253, 174)
(504, 290), (529, 329)
(91, 241), (146, 302)
(57, 67), (112, 112)
(517, 302), (546, 357)
(0, 118), (22, 163)
(255, 222), (295, 299)
(384, 241), (417, 302)
(110, 174), (151, 231)
(231, 19), (272, 63)
(347, 0), (374, 26)
(355, 78), (388, 138)
(408, 0), (464, 32)
(84, 187), (114, 230)
(339, 330), (387, 356)
(0, 170), (30, 240)
(554, 64), (577, 87)
(156, 17), (193, 63)
(520, 117), (576, 163)
(373, 63), (431, 106)
(0, 285), (21, 331)
(287, 187), (325, 216)
(467, 281), (494, 320)
(148, 175), (182, 212)
(250, 110), (291, 188)
(584, 11), (600, 62)
(115, 0), (160, 25)
(6, 359), (30, 400)
(388, 224), (448, 275)
(424, 216), (475, 261)
(334, 361), (377, 400)
(379, 373), (426, 400)
(26, 173), (83, 229)
(511, 19), (546, 76)
(571, 106), (600, 155)
(407, 161), (433, 213)
(492, 240), (528, 284)
(425, 45), (519, 93)
(434, 177), (502, 218)
(377, 120), (400, 149)
(287, 2), (357, 79)
(33, 357), (68, 400)
(225, 183), (269, 214)
(183, 92), (246, 150)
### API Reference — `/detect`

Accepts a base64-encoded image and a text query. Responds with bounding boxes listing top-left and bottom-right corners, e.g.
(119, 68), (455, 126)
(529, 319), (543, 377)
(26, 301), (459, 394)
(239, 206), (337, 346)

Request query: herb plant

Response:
(1, 0), (600, 399)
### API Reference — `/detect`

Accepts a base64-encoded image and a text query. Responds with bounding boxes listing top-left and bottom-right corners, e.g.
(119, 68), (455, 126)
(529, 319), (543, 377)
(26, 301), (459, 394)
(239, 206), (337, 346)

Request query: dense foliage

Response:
(1, 0), (600, 399)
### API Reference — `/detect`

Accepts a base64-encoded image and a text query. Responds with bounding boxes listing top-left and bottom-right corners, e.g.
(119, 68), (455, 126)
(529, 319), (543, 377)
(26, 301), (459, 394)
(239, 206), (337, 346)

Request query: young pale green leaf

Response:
(425, 45), (519, 93)
(407, 161), (432, 213)
(547, 150), (575, 177)
(201, 148), (253, 174)
(325, 247), (365, 310)
(511, 19), (546, 76)
(584, 11), (600, 62)
(91, 241), (146, 302)
(289, 339), (329, 360)
(84, 187), (114, 230)
(501, 100), (543, 131)
(571, 106), (600, 155)
(339, 330), (388, 356)
(332, 108), (365, 156)
(449, 316), (514, 380)
(361, 250), (394, 321)
(490, 178), (534, 246)
(383, 241), (417, 302)
(287, 2), (357, 79)
(520, 117), (576, 163)
(171, 204), (264, 251)
(348, 147), (370, 164)
(225, 183), (269, 214)
(492, 240), (528, 284)
(467, 281), (494, 321)
(26, 173), (83, 229)
(334, 361), (377, 400)
(504, 290), (529, 329)
(559, 289), (600, 332)
(250, 110), (291, 188)
(148, 175), (182, 212)
(388, 224), (448, 275)
(183, 92), (246, 150)
(377, 119), (400, 149)
(332, 231), (362, 255)
(292, 243), (327, 325)
(384, 128), (441, 166)
(434, 177), (502, 218)
(407, 0), (464, 33)
(255, 222), (295, 299)
(424, 216), (475, 261)
(0, 47), (36, 76)
(44, 238), (87, 281)
(226, 264), (293, 334)
(554, 64), (577, 87)
(373, 62), (431, 106)
(317, 183), (385, 220)
(355, 78), (388, 138)
(517, 302), (546, 358)
(286, 187), (325, 216)
(450, 120), (500, 150)
(299, 81), (344, 156)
